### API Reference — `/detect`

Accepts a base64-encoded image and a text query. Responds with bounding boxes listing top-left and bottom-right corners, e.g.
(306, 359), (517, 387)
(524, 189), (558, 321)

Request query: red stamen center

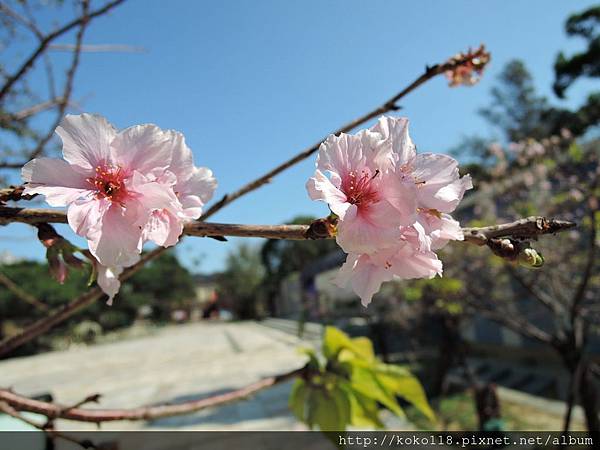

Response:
(342, 169), (379, 206)
(87, 164), (127, 203)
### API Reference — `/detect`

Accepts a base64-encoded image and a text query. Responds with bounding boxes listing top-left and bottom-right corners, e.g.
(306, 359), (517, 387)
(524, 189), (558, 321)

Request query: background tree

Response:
(217, 243), (266, 319)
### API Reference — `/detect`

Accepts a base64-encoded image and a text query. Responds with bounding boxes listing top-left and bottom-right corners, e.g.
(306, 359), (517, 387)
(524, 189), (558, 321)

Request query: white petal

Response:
(111, 124), (173, 174)
(67, 197), (110, 240)
(21, 158), (90, 206)
(88, 202), (145, 267)
(56, 114), (117, 171)
(97, 264), (124, 306)
(306, 170), (350, 218)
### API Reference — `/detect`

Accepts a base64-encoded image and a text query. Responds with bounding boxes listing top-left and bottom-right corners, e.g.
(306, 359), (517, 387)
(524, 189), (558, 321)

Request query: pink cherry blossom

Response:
(307, 115), (472, 307)
(306, 118), (417, 253)
(335, 232), (443, 307)
(97, 264), (125, 306)
(22, 113), (217, 302)
(142, 131), (217, 247)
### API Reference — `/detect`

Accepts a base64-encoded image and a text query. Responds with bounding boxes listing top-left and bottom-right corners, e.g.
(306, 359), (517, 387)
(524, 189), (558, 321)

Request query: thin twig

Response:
(200, 59), (471, 220)
(0, 246), (165, 358)
(0, 52), (485, 357)
(0, 270), (49, 312)
(0, 366), (304, 423)
(49, 43), (145, 53)
(0, 0), (126, 102)
(0, 401), (97, 449)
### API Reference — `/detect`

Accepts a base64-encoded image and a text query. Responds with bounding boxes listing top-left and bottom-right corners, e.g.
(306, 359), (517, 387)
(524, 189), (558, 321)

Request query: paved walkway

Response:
(0, 321), (314, 431)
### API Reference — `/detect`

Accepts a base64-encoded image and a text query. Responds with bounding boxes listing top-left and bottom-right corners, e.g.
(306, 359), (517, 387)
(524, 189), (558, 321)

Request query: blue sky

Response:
(1, 0), (598, 273)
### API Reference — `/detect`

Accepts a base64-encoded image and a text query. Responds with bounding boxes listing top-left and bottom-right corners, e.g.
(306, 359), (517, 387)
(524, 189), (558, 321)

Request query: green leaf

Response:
(350, 366), (404, 417)
(375, 368), (435, 422)
(331, 385), (351, 429)
(288, 379), (308, 421)
(298, 347), (321, 371)
(340, 382), (385, 429)
(323, 326), (375, 362)
(348, 337), (375, 361)
(305, 388), (344, 431)
(323, 326), (353, 359)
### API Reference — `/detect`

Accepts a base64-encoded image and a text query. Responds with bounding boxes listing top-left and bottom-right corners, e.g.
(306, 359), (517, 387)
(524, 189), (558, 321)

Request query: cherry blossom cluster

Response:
(306, 116), (472, 306)
(22, 114), (217, 303)
(444, 44), (491, 87)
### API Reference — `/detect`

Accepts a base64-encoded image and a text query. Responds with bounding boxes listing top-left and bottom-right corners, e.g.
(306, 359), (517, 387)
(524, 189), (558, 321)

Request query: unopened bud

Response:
(517, 248), (544, 269)
(47, 247), (68, 284)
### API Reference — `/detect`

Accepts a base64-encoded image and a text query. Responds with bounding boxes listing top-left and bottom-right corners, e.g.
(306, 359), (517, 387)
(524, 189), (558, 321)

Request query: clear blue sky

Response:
(1, 0), (598, 273)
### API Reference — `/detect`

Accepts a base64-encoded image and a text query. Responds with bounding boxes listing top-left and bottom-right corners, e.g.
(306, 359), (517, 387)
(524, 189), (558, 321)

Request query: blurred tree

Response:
(122, 250), (196, 322)
(261, 215), (338, 316)
(0, 0), (127, 176)
(217, 243), (265, 319)
(479, 60), (550, 142)
(0, 250), (196, 356)
(553, 6), (600, 98)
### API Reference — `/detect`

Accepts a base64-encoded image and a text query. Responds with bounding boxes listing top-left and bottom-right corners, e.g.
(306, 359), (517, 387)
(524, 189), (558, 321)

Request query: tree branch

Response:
(0, 208), (576, 243)
(200, 56), (478, 220)
(0, 0), (126, 102)
(0, 401), (97, 449)
(0, 270), (49, 312)
(0, 366), (304, 423)
(0, 246), (164, 358)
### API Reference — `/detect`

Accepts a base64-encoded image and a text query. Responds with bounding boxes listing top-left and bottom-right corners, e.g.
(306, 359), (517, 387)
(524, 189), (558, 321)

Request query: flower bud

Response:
(517, 248), (544, 269)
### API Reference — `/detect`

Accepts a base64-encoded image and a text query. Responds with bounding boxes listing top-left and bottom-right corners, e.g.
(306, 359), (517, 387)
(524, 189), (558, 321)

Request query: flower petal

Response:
(180, 167), (217, 208)
(56, 114), (117, 171)
(67, 197), (110, 240)
(111, 124), (173, 175)
(413, 154), (472, 212)
(97, 264), (124, 306)
(88, 202), (145, 267)
(336, 254), (393, 307)
(336, 203), (401, 254)
(143, 210), (183, 247)
(306, 169), (350, 218)
(21, 158), (90, 206)
(371, 116), (416, 166)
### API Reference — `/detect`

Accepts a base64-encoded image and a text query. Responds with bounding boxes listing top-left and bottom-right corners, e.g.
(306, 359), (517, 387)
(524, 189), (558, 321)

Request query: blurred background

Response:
(0, 0), (599, 439)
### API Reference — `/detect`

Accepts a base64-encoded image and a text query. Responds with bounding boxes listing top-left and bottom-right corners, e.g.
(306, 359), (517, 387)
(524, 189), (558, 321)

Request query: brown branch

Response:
(0, 401), (97, 449)
(0, 245), (165, 358)
(0, 51), (483, 357)
(200, 58), (471, 220)
(0, 208), (576, 243)
(0, 366), (304, 423)
(461, 216), (576, 245)
(504, 264), (564, 315)
(0, 270), (49, 312)
(0, 0), (126, 102)
(48, 43), (145, 53)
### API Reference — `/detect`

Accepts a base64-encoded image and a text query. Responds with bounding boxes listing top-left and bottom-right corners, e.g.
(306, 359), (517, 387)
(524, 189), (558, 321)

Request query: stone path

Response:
(0, 321), (312, 431)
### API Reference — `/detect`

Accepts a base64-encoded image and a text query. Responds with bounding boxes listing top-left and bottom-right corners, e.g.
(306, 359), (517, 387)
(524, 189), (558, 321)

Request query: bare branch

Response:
(49, 43), (145, 53)
(0, 0), (126, 102)
(0, 208), (576, 243)
(0, 366), (304, 423)
(0, 401), (97, 449)
(461, 216), (576, 245)
(504, 264), (564, 315)
(0, 245), (165, 358)
(200, 56), (479, 220)
(0, 270), (49, 312)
